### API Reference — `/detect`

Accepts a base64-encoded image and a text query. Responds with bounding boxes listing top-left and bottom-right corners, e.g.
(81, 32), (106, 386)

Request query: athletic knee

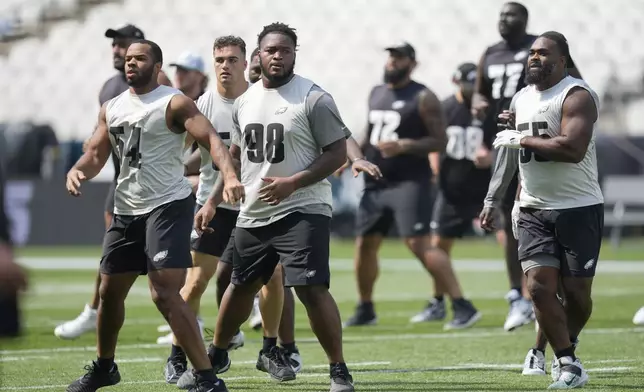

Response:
(215, 265), (232, 293)
(562, 283), (593, 312)
(150, 285), (180, 311)
(356, 236), (379, 260)
(527, 274), (557, 307)
(98, 280), (126, 304)
(406, 236), (446, 263)
(294, 285), (328, 308)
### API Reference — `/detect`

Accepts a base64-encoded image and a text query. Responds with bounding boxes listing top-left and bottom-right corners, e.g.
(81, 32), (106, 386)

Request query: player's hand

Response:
(66, 168), (87, 197)
(259, 177), (297, 206)
(194, 203), (217, 236)
(352, 158), (383, 179)
(511, 200), (521, 240)
(0, 244), (28, 295)
(471, 94), (489, 120)
(473, 147), (493, 169)
(222, 176), (245, 205)
(493, 130), (525, 149)
(333, 160), (350, 178)
(479, 206), (498, 232)
(377, 141), (403, 158)
(497, 110), (516, 131)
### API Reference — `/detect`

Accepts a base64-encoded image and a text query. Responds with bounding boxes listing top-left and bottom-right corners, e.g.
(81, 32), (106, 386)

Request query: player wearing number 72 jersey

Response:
(345, 43), (480, 330)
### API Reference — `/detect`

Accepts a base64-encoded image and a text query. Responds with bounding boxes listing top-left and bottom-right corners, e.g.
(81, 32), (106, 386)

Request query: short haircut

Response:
(505, 2), (529, 20)
(213, 35), (247, 57)
(250, 47), (260, 60)
(130, 39), (163, 64)
(257, 22), (297, 48)
(539, 31), (571, 61)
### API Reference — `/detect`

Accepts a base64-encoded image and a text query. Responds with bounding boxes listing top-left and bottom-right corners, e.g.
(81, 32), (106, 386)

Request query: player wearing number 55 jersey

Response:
(345, 43), (479, 330)
(492, 32), (603, 389)
(64, 40), (242, 392)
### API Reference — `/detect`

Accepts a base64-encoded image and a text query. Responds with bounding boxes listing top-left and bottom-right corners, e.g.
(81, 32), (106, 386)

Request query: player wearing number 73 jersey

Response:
(345, 43), (480, 330)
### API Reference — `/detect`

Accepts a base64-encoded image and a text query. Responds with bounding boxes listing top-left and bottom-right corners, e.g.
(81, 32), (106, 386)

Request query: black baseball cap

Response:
(105, 24), (145, 40)
(453, 62), (477, 83)
(385, 42), (416, 61)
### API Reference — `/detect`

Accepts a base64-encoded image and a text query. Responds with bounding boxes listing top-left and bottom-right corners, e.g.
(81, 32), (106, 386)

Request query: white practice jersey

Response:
(195, 89), (243, 210)
(513, 76), (604, 209)
(106, 85), (192, 215)
(231, 75), (351, 228)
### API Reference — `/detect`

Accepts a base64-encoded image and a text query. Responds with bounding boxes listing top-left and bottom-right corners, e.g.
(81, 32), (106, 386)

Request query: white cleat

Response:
(156, 318), (204, 345)
(632, 306), (644, 325)
(157, 324), (171, 333)
(54, 304), (97, 339)
(248, 295), (262, 331)
(548, 357), (588, 389)
(227, 330), (245, 351)
(522, 349), (546, 376)
(503, 290), (534, 331)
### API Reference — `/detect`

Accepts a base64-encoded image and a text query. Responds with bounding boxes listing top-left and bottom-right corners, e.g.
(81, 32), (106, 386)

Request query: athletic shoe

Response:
(633, 306), (644, 325)
(409, 298), (446, 323)
(248, 295), (262, 330)
(55, 304), (97, 340)
(504, 290), (535, 331)
(444, 299), (481, 330)
(522, 348), (546, 376)
(256, 346), (296, 381)
(66, 361), (120, 392)
(164, 355), (187, 384)
(279, 346), (303, 373)
(343, 303), (377, 327)
(548, 357), (588, 389)
(330, 363), (354, 392)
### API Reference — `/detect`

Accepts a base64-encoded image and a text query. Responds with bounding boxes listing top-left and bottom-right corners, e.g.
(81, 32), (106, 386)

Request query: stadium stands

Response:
(2, 0), (644, 142)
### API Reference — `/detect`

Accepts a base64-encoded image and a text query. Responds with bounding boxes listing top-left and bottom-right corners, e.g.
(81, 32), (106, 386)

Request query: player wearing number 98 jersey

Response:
(345, 43), (480, 331)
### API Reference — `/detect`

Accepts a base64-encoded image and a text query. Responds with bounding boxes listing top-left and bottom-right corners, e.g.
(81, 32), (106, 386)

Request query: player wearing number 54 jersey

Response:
(491, 32), (603, 390)
(65, 40), (243, 392)
(345, 43), (480, 330)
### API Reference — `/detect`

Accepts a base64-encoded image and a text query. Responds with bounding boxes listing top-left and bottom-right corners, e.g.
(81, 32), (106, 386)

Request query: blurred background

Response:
(1, 0), (643, 247)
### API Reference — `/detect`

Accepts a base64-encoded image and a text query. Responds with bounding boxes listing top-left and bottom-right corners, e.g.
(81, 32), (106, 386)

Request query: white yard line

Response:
(16, 257), (644, 273)
(3, 326), (644, 356)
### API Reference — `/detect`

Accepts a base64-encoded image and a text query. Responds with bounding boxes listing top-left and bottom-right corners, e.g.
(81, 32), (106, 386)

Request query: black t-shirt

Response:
(99, 73), (130, 181)
(439, 95), (493, 205)
(479, 35), (538, 133)
(363, 81), (431, 189)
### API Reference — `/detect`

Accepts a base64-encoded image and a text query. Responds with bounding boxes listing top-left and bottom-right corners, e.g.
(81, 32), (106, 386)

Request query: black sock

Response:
(570, 335), (578, 345)
(263, 336), (277, 353)
(97, 356), (114, 370)
(434, 295), (444, 302)
(330, 362), (348, 374)
(511, 287), (522, 296)
(171, 345), (186, 361)
(281, 342), (298, 353)
(208, 344), (227, 365)
(195, 369), (217, 383)
(555, 346), (577, 361)
(532, 347), (545, 355)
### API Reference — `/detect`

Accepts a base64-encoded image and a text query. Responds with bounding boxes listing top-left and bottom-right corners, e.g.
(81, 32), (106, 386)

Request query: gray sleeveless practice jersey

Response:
(195, 89), (243, 210)
(231, 75), (351, 228)
(105, 85), (193, 215)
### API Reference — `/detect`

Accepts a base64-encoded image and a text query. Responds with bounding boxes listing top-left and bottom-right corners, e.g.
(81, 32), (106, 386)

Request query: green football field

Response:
(2, 238), (644, 391)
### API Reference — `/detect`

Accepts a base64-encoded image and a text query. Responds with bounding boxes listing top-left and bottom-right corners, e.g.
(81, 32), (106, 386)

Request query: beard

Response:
(113, 57), (125, 72)
(260, 61), (295, 85)
(126, 66), (155, 87)
(383, 66), (410, 85)
(525, 62), (555, 85)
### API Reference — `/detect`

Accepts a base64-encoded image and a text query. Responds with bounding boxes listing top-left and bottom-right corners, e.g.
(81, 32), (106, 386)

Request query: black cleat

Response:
(66, 361), (121, 392)
(164, 355), (187, 384)
(342, 302), (377, 327)
(256, 346), (296, 382)
(188, 376), (228, 392)
(444, 299), (482, 330)
(330, 363), (354, 392)
(176, 346), (230, 390)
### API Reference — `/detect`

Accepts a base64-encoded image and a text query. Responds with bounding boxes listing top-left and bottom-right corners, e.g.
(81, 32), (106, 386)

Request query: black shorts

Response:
(100, 196), (195, 275)
(190, 206), (238, 258)
(104, 181), (116, 214)
(357, 180), (432, 237)
(517, 203), (604, 278)
(232, 213), (330, 288)
(219, 229), (235, 265)
(431, 192), (482, 239)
